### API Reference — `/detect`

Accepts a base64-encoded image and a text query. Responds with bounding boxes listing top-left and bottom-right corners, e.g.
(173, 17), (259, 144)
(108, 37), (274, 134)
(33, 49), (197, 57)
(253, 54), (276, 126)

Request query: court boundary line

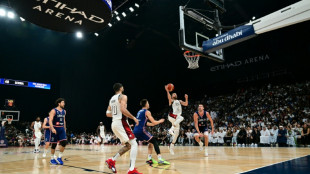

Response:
(237, 154), (309, 174)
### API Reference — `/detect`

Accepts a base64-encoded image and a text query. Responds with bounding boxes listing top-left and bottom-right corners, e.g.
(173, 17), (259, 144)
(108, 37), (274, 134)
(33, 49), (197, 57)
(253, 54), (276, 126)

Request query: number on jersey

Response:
(112, 105), (117, 115)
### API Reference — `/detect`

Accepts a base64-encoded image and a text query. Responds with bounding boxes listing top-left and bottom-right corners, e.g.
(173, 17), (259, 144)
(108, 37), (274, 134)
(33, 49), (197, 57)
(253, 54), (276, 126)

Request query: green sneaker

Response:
(158, 159), (170, 165)
(146, 158), (158, 165)
(151, 158), (158, 164)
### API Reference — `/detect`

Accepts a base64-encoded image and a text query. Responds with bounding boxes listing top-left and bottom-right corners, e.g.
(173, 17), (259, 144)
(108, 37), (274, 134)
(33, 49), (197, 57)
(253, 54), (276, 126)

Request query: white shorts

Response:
(194, 131), (208, 137)
(100, 133), (105, 139)
(35, 132), (42, 139)
(111, 120), (135, 144)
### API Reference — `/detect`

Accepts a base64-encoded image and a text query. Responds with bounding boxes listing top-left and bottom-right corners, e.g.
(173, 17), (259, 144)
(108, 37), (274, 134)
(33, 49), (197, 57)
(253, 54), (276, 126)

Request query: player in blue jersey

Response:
(42, 112), (52, 158)
(49, 98), (67, 165)
(133, 99), (170, 165)
(193, 104), (214, 157)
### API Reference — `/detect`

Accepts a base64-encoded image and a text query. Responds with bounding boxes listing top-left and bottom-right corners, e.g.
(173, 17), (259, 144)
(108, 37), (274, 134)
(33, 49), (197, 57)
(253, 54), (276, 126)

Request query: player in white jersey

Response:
(96, 122), (105, 149)
(165, 85), (188, 155)
(105, 83), (142, 174)
(30, 117), (42, 153)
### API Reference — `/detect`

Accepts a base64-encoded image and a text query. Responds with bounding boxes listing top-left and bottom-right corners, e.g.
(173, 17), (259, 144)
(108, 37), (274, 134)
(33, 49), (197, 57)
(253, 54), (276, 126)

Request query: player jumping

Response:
(165, 85), (188, 155)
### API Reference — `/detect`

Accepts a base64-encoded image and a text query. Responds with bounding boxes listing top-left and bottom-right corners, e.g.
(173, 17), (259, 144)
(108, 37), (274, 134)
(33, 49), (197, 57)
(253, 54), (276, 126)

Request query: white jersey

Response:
(34, 121), (41, 133)
(109, 94), (122, 122)
(172, 100), (182, 115)
(100, 125), (105, 134)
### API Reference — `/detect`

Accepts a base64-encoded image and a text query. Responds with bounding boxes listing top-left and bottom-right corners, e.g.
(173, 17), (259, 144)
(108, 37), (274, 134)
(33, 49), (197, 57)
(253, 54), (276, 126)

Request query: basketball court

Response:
(1, 0), (310, 174)
(1, 145), (310, 174)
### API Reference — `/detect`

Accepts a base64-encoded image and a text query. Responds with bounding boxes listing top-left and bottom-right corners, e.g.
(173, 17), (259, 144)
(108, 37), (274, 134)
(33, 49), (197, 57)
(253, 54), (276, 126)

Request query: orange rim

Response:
(184, 51), (200, 58)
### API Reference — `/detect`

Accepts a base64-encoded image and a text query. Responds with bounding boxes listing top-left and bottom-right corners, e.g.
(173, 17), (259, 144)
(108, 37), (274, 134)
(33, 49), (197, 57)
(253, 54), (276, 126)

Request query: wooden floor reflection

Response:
(1, 145), (309, 174)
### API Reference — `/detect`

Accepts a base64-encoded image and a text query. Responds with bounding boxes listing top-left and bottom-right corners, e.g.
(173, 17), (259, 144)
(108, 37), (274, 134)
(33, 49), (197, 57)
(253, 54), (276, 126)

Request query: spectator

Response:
(270, 126), (278, 147)
(277, 126), (287, 147)
(237, 127), (246, 147)
(301, 124), (309, 147)
(260, 126), (270, 147)
(232, 128), (238, 146)
(251, 127), (260, 147)
(246, 127), (252, 146)
(218, 129), (225, 146)
(287, 126), (295, 147)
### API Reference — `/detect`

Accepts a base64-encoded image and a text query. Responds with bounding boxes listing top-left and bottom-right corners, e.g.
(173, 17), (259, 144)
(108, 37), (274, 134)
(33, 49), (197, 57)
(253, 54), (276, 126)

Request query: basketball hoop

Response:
(184, 51), (200, 69)
(7, 119), (12, 125)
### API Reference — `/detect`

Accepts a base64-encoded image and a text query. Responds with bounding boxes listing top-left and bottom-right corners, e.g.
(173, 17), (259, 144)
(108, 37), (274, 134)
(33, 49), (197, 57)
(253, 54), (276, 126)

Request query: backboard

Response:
(0, 110), (20, 122)
(179, 6), (224, 62)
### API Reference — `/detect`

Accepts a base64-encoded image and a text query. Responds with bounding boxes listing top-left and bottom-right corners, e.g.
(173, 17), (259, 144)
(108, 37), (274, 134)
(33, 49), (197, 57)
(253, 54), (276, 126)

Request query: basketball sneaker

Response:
(43, 153), (47, 157)
(146, 158), (158, 165)
(199, 141), (204, 151)
(205, 152), (209, 157)
(158, 159), (170, 165)
(50, 159), (58, 165)
(106, 158), (117, 173)
(56, 157), (64, 165)
(127, 168), (142, 174)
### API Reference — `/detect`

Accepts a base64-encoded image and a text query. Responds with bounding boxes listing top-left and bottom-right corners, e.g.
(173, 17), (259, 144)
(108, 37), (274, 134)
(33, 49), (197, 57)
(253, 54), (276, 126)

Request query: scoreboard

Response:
(0, 78), (51, 90)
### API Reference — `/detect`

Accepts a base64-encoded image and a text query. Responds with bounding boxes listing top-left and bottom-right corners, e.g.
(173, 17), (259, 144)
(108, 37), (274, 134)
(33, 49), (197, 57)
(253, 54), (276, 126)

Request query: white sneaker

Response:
(43, 153), (46, 157)
(168, 129), (175, 136)
(204, 152), (208, 157)
(169, 144), (175, 155)
(242, 144), (245, 147)
(199, 142), (203, 151)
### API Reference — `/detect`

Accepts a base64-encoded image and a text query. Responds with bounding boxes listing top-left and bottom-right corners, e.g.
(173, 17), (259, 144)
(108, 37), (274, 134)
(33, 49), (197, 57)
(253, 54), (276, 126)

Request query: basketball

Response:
(167, 83), (174, 92)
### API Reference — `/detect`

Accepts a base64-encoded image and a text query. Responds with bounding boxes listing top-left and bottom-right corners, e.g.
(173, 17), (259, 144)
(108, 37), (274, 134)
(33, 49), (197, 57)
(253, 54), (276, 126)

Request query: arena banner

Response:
(209, 54), (270, 72)
(203, 25), (256, 53)
(8, 0), (112, 33)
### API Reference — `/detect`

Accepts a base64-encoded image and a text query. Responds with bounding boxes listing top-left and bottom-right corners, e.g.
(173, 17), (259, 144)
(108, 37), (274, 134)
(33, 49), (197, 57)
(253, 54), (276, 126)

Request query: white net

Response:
(184, 51), (200, 69)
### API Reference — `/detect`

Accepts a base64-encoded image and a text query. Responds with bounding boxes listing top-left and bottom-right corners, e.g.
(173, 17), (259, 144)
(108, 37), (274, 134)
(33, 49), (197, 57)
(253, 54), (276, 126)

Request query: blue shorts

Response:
(50, 127), (67, 143)
(194, 127), (208, 134)
(44, 129), (51, 143)
(133, 130), (153, 142)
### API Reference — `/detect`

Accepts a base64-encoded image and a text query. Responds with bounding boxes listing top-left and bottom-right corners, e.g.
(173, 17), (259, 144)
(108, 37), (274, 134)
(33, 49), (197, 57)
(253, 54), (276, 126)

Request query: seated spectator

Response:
(232, 128), (238, 146)
(237, 127), (246, 147)
(246, 127), (252, 146)
(251, 127), (260, 147)
(301, 123), (309, 147)
(224, 128), (232, 146)
(218, 129), (225, 146)
(260, 126), (270, 147)
(269, 126), (278, 147)
(211, 129), (218, 146)
(287, 126), (295, 147)
(277, 126), (288, 147)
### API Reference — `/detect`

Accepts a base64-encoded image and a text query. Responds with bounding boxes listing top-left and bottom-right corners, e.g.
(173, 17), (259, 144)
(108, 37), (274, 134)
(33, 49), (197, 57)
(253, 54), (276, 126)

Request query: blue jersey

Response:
(134, 109), (148, 132)
(53, 108), (65, 127)
(45, 117), (50, 128)
(196, 111), (208, 128)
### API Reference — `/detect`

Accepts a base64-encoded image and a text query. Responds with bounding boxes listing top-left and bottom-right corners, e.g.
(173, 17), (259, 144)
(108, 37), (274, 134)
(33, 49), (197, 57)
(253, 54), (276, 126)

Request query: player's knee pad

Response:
(51, 143), (57, 149)
(59, 140), (67, 147)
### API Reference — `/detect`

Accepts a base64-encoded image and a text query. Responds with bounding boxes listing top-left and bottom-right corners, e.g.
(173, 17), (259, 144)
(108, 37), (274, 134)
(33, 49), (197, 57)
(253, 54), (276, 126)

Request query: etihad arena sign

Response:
(8, 0), (112, 33)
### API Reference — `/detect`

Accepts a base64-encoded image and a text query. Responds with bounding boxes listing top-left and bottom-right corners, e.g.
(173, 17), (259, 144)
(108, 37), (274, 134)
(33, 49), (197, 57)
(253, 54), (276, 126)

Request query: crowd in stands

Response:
(1, 81), (309, 148)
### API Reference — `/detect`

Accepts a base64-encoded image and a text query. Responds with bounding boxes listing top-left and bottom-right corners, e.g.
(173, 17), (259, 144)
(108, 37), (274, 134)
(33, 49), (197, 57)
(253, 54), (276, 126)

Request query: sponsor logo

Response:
(210, 54), (270, 72)
(9, 0), (112, 32)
